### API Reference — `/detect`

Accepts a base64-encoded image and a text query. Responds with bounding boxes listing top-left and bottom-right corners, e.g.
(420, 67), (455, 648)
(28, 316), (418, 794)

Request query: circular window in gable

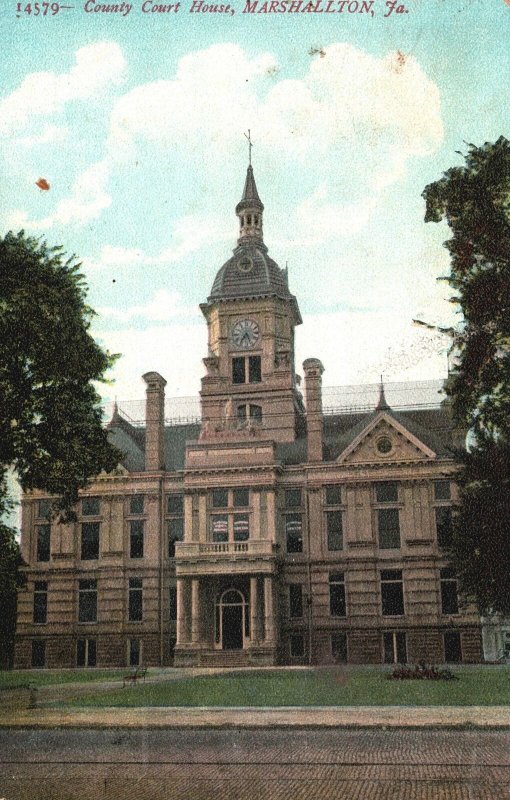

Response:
(376, 436), (393, 454)
(238, 256), (253, 273)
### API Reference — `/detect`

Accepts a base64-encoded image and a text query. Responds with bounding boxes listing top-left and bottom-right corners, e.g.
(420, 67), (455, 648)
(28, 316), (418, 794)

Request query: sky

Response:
(1, 0), (509, 409)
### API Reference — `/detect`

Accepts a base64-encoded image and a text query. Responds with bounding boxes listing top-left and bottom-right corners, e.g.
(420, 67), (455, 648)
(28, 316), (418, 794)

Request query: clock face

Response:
(231, 319), (260, 349)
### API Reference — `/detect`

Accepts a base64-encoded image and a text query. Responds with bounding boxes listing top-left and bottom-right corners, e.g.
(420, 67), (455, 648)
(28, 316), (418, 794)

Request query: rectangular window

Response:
(444, 630), (462, 663)
(233, 513), (249, 542)
(378, 508), (401, 549)
(381, 570), (404, 616)
(329, 573), (346, 617)
(33, 581), (48, 624)
(289, 584), (303, 618)
(434, 480), (451, 501)
(325, 485), (342, 506)
(130, 495), (144, 515)
(233, 488), (249, 507)
(167, 493), (184, 514)
(212, 488), (229, 508)
(128, 578), (143, 621)
(31, 640), (46, 668)
(169, 586), (177, 621)
(440, 568), (459, 614)
(383, 631), (407, 664)
(326, 511), (343, 551)
(168, 517), (184, 557)
(81, 522), (100, 560)
(82, 497), (100, 516)
(37, 499), (51, 519)
(436, 506), (453, 549)
(36, 524), (51, 562)
(211, 514), (228, 543)
(331, 633), (348, 664)
(77, 638), (97, 667)
(290, 634), (305, 658)
(129, 638), (141, 667)
(129, 520), (144, 559)
(232, 356), (246, 384)
(78, 579), (97, 623)
(248, 355), (262, 383)
(285, 513), (303, 553)
(375, 482), (398, 503)
(285, 488), (302, 508)
(249, 404), (263, 422)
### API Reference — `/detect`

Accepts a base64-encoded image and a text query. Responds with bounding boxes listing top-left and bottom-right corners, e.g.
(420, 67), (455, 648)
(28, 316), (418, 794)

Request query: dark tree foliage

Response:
(423, 137), (510, 615)
(0, 505), (24, 669)
(0, 231), (121, 515)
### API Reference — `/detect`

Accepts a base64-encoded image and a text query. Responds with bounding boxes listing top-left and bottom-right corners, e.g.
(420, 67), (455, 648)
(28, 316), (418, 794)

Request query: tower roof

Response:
(205, 162), (301, 321)
(235, 165), (264, 214)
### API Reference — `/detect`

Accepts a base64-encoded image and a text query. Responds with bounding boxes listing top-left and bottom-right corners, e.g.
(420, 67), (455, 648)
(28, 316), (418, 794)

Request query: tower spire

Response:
(236, 135), (264, 243)
(376, 376), (390, 411)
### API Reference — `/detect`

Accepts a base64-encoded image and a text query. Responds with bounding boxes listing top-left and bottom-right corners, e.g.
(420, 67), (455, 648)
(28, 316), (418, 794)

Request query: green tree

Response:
(0, 231), (121, 666)
(0, 484), (24, 669)
(0, 231), (120, 513)
(423, 136), (510, 615)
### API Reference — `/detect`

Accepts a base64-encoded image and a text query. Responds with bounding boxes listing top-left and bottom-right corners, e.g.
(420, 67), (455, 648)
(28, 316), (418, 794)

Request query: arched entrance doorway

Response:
(216, 589), (248, 650)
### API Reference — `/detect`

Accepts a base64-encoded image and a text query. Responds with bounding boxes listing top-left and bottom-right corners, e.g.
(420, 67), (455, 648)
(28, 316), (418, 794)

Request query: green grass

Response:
(67, 667), (510, 708)
(0, 669), (132, 690)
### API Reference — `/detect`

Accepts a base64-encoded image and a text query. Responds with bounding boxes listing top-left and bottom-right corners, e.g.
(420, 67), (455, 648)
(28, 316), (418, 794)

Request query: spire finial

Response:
(376, 376), (390, 411)
(244, 129), (253, 166)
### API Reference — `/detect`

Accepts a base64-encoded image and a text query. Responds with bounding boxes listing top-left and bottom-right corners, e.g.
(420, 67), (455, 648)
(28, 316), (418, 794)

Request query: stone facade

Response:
(14, 164), (483, 670)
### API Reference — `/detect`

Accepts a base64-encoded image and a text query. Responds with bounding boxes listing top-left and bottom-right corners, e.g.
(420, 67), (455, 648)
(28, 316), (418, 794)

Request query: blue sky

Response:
(1, 0), (509, 404)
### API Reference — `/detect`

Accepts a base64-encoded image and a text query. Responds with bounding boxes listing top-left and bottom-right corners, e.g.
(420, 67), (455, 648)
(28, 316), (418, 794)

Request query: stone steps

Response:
(199, 650), (251, 668)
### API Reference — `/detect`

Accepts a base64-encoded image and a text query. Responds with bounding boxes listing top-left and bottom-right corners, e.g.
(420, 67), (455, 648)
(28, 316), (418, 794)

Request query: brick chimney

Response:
(303, 358), (324, 463)
(142, 372), (167, 471)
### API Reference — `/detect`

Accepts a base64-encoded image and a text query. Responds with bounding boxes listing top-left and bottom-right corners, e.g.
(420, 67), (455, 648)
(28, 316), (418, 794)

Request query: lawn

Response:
(67, 666), (510, 708)
(0, 669), (134, 690)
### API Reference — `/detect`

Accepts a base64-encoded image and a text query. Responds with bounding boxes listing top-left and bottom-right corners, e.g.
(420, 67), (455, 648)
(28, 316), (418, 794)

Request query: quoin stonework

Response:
(14, 163), (483, 670)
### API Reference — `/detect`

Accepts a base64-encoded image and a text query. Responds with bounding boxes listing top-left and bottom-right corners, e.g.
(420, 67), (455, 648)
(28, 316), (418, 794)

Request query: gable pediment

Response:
(337, 411), (436, 464)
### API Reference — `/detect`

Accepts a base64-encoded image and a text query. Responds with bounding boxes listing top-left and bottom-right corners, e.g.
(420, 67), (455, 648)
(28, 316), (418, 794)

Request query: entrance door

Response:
(217, 589), (246, 650)
(222, 605), (243, 650)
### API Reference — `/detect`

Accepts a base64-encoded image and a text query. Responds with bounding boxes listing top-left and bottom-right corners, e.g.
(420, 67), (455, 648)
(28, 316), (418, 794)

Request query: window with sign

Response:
(209, 488), (250, 542)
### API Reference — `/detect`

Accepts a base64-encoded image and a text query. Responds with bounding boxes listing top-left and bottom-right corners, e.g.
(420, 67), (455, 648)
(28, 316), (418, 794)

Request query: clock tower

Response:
(197, 162), (303, 444)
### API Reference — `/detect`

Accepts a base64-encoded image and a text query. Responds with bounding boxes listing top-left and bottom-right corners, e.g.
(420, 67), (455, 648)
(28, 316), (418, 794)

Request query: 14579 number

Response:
(16, 3), (63, 14)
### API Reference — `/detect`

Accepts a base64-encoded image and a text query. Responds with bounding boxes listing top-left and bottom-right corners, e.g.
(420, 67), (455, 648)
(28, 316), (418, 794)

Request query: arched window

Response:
(237, 404), (263, 424)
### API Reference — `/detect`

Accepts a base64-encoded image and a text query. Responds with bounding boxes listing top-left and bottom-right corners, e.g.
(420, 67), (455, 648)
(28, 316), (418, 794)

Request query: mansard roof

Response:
(207, 242), (300, 313)
(107, 405), (455, 473)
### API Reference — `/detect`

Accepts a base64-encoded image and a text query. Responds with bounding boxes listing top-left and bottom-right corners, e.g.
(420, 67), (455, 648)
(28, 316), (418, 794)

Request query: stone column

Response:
(184, 493), (194, 542)
(198, 493), (207, 543)
(191, 578), (200, 643)
(264, 576), (275, 643)
(176, 578), (187, 645)
(250, 576), (259, 643)
(266, 491), (276, 542)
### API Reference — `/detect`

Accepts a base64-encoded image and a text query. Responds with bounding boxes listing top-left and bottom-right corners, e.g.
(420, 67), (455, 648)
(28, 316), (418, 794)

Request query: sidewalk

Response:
(1, 704), (510, 729)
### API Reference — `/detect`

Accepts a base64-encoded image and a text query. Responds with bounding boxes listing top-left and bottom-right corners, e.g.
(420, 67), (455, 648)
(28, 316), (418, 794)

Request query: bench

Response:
(122, 667), (147, 687)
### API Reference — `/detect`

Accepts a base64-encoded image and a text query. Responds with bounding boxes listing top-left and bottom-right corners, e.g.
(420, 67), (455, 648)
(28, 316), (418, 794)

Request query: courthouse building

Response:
(14, 163), (483, 669)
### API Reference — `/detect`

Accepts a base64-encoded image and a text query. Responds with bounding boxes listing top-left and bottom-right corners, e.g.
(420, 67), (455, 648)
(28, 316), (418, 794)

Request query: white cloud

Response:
(17, 124), (69, 148)
(104, 42), (442, 240)
(97, 288), (198, 324)
(0, 42), (126, 137)
(108, 44), (276, 157)
(95, 321), (205, 401)
(5, 42), (442, 239)
(84, 212), (231, 272)
(7, 159), (112, 230)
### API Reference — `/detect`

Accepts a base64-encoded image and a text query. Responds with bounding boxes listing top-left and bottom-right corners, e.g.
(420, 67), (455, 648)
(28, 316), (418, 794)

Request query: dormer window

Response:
(247, 215), (252, 225)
